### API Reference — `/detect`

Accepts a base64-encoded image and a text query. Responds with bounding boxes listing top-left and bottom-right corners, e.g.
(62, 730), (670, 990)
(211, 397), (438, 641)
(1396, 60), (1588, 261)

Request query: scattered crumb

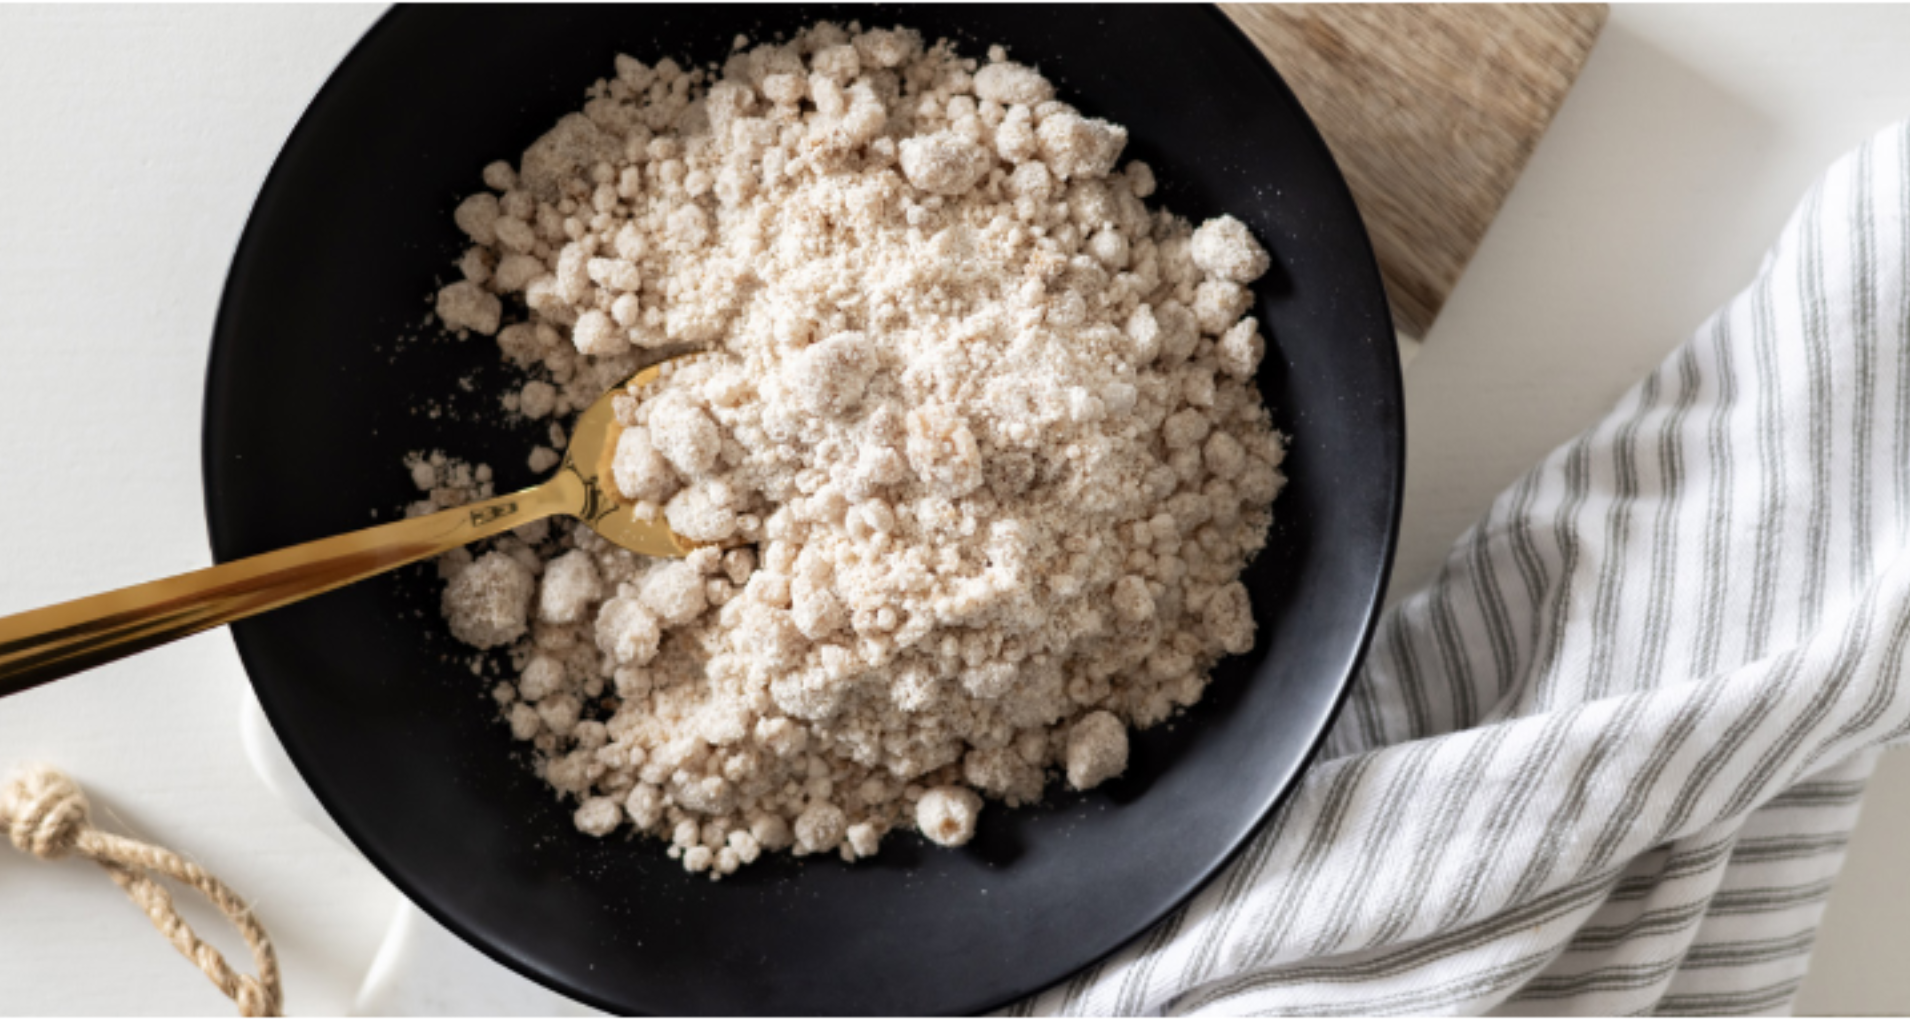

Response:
(527, 445), (562, 474)
(442, 551), (535, 649)
(915, 785), (983, 847)
(1065, 711), (1129, 791)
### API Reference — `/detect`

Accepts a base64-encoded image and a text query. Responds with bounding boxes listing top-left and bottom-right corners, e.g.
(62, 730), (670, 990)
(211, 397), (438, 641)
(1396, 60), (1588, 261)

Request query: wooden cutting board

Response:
(1221, 4), (1608, 342)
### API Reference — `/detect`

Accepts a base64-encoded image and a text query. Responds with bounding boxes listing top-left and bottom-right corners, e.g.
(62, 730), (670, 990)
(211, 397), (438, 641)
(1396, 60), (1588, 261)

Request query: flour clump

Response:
(424, 22), (1287, 877)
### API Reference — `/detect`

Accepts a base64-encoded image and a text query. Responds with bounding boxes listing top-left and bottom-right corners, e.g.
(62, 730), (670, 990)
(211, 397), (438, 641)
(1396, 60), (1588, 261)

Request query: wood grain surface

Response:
(1222, 4), (1607, 340)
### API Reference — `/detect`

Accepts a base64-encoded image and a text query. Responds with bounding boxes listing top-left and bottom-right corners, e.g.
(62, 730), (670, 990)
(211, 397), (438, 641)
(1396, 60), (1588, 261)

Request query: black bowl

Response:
(202, 5), (1402, 1015)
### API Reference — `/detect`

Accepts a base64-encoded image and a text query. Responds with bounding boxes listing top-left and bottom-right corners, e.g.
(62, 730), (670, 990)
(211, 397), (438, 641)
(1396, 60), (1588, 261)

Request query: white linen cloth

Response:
(1023, 121), (1910, 1018)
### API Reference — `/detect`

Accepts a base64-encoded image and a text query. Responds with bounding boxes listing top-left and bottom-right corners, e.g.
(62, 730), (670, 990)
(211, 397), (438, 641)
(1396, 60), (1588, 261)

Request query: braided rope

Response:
(0, 765), (282, 1016)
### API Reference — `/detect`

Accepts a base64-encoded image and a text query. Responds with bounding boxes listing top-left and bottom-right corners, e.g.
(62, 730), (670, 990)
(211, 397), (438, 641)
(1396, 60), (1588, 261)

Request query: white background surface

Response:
(0, 5), (1907, 1015)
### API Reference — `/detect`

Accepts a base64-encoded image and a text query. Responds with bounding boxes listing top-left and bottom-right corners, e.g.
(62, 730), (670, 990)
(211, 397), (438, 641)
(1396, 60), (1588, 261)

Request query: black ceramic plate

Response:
(202, 6), (1401, 1015)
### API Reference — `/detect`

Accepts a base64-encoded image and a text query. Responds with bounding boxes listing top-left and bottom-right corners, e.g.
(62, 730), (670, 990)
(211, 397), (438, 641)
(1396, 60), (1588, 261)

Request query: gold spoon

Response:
(0, 355), (704, 700)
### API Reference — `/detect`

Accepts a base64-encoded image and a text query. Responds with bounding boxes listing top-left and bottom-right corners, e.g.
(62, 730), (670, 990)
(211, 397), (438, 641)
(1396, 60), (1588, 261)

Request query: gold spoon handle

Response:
(0, 474), (585, 699)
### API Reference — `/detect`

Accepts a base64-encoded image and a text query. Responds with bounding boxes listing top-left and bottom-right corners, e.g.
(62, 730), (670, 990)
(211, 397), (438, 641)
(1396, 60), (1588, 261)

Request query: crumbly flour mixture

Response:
(417, 22), (1285, 877)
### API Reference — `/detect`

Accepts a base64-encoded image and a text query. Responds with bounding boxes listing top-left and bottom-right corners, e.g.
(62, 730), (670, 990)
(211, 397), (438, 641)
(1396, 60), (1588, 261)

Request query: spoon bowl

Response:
(521, 354), (704, 560)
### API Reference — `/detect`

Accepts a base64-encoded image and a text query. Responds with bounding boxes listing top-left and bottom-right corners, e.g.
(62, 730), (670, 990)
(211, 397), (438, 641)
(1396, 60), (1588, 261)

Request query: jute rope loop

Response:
(0, 765), (283, 1017)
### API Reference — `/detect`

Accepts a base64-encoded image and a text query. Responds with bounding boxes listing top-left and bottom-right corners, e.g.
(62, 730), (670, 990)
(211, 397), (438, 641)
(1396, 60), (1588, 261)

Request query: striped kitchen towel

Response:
(1023, 120), (1910, 1017)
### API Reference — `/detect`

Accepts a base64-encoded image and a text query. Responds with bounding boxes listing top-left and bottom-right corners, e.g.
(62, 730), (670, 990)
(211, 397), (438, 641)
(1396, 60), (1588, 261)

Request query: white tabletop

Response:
(1, 6), (1906, 1014)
